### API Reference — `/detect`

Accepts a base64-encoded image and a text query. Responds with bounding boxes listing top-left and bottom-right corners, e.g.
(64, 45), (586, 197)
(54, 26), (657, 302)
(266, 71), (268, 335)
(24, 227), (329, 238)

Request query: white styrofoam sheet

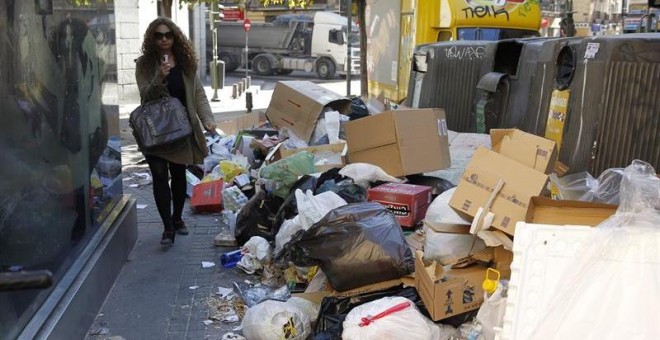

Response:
(502, 222), (660, 340)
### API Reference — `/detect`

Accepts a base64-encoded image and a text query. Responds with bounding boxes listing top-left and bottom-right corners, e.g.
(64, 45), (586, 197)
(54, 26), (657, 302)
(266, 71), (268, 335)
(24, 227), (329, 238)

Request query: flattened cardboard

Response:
(526, 196), (617, 227)
(490, 129), (558, 174)
(449, 147), (549, 236)
(367, 183), (433, 228)
(345, 109), (451, 177)
(265, 81), (351, 142)
(414, 250), (487, 321)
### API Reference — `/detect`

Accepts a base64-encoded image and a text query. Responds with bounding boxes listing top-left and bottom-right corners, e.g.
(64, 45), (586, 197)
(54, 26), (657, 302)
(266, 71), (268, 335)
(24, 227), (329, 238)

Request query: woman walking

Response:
(136, 18), (217, 246)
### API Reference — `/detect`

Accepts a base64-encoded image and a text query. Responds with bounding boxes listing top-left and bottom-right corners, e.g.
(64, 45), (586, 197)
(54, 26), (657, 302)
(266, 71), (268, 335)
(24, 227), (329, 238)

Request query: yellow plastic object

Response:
(219, 160), (244, 183)
(483, 268), (501, 294)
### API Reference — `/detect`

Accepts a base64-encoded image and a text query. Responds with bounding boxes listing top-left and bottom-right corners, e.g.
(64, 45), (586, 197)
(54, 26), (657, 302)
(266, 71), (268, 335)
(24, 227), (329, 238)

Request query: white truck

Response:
(209, 12), (360, 79)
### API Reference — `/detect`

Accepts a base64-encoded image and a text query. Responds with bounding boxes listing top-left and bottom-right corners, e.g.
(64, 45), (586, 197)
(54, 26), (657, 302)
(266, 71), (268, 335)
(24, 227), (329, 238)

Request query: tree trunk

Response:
(357, 0), (367, 97)
(162, 0), (173, 18)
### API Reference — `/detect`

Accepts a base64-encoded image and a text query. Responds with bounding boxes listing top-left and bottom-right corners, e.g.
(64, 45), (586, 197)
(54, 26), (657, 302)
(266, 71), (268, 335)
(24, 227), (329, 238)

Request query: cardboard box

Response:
(217, 111), (263, 136)
(450, 147), (549, 236)
(367, 183), (433, 228)
(526, 196), (617, 226)
(490, 129), (558, 174)
(345, 109), (451, 177)
(279, 142), (347, 172)
(265, 81), (351, 142)
(493, 246), (513, 280)
(414, 250), (487, 321)
(191, 180), (223, 213)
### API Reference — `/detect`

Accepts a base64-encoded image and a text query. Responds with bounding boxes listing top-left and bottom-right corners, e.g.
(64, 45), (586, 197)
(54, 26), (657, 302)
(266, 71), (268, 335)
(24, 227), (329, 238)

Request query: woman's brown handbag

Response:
(129, 97), (192, 151)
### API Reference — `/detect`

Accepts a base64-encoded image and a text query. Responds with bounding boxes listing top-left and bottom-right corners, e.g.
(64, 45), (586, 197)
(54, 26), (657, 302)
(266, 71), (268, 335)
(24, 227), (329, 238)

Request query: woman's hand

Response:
(203, 122), (217, 133)
(159, 60), (172, 80)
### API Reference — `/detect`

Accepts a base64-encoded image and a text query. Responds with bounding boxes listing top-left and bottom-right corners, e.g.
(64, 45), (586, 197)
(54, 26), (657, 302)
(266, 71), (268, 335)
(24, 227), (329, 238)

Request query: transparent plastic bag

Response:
(550, 168), (624, 204)
(233, 283), (291, 308)
(476, 282), (508, 340)
(259, 151), (316, 199)
(528, 160), (660, 340)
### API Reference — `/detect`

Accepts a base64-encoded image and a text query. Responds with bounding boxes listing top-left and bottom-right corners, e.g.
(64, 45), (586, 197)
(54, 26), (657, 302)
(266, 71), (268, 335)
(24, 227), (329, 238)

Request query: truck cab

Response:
(310, 11), (361, 78)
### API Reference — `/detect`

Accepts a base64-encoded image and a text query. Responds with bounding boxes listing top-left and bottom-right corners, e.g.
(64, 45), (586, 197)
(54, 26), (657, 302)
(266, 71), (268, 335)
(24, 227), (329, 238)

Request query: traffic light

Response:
(209, 2), (224, 29)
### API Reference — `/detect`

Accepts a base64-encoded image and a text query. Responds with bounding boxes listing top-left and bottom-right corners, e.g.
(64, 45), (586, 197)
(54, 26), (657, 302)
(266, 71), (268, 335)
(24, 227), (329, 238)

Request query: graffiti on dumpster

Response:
(444, 45), (486, 60)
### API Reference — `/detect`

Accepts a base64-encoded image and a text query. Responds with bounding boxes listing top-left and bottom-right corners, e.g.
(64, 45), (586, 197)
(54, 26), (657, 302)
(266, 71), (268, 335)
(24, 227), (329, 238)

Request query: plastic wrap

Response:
(233, 283), (291, 308)
(527, 160), (660, 339)
(241, 299), (310, 340)
(278, 203), (414, 292)
(550, 167), (624, 204)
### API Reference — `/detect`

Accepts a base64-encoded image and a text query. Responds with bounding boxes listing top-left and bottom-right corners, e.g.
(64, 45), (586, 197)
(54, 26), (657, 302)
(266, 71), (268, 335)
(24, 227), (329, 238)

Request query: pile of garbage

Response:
(185, 81), (659, 340)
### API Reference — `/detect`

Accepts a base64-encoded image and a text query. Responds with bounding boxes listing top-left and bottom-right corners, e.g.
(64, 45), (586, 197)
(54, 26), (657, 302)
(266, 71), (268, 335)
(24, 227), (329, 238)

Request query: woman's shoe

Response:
(173, 220), (189, 235)
(161, 230), (175, 246)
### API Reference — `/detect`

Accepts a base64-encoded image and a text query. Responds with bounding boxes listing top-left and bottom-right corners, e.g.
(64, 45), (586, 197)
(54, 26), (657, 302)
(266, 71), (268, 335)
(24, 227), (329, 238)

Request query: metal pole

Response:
(346, 0), (352, 96)
(211, 2), (220, 102)
(245, 26), (248, 78)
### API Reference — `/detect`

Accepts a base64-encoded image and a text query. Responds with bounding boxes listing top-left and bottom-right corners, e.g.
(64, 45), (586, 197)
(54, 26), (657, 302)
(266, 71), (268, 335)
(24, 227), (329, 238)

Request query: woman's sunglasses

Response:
(154, 31), (174, 40)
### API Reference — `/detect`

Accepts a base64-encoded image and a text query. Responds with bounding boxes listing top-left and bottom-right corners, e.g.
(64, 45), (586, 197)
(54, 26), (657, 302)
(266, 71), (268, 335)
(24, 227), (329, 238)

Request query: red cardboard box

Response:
(191, 180), (223, 213)
(367, 183), (433, 228)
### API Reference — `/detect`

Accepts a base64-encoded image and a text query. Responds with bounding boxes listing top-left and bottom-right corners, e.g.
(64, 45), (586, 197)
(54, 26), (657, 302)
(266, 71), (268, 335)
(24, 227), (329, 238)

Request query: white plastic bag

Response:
(295, 189), (347, 230)
(423, 224), (486, 264)
(237, 236), (272, 274)
(424, 187), (471, 226)
(342, 296), (455, 340)
(339, 163), (403, 188)
(274, 217), (303, 256)
(241, 300), (311, 340)
(287, 297), (320, 324)
(476, 282), (508, 340)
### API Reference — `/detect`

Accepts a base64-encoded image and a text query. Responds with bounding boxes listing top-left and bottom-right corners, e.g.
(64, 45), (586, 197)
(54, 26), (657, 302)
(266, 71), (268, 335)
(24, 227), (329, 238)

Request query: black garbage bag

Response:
(312, 286), (428, 339)
(348, 96), (369, 121)
(278, 203), (414, 291)
(314, 168), (345, 190)
(406, 174), (455, 197)
(273, 175), (318, 233)
(316, 179), (367, 204)
(234, 190), (284, 245)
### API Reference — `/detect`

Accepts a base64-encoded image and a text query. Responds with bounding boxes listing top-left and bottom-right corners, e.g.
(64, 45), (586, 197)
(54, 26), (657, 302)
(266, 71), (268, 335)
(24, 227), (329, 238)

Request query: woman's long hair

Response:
(140, 17), (197, 76)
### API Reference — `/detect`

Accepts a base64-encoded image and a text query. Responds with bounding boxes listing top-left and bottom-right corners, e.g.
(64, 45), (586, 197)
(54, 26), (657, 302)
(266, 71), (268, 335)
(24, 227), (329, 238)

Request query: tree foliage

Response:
(179, 0), (315, 10)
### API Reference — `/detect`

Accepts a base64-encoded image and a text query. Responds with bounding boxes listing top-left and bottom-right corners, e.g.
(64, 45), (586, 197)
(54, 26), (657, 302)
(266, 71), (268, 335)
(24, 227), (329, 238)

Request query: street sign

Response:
(224, 8), (244, 21)
(243, 18), (251, 32)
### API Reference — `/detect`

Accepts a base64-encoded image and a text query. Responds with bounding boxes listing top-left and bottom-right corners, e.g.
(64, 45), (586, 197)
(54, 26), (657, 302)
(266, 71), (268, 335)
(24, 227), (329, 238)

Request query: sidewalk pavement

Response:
(86, 78), (359, 340)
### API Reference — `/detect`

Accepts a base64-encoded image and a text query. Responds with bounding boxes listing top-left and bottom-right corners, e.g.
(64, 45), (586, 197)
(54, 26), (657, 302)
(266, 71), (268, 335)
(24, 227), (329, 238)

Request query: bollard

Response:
(232, 84), (238, 99)
(246, 76), (251, 88)
(238, 82), (244, 96)
(242, 78), (248, 92)
(246, 91), (253, 113)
